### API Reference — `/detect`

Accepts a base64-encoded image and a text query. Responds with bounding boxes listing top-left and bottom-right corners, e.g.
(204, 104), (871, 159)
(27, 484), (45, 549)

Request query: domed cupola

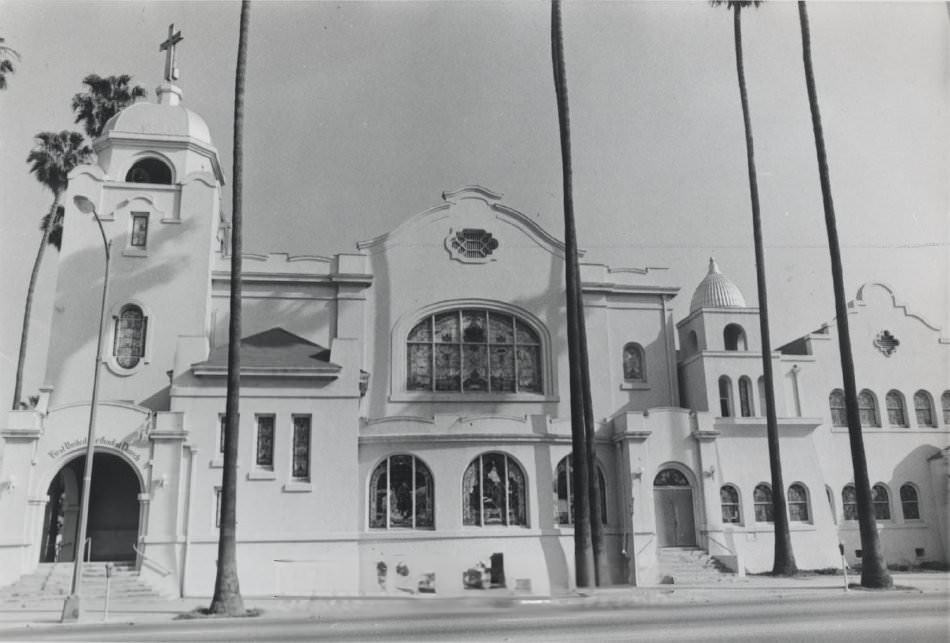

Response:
(689, 257), (746, 312)
(100, 84), (213, 146)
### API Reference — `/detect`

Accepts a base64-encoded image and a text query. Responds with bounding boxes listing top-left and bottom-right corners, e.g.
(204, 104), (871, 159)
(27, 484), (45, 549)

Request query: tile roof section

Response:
(192, 327), (341, 377)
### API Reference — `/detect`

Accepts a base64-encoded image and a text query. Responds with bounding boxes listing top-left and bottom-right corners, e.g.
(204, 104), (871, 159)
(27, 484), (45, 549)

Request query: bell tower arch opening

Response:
(39, 452), (142, 563)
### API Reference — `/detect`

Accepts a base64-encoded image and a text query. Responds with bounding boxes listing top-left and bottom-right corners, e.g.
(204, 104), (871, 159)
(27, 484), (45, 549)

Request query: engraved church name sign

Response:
(47, 436), (143, 463)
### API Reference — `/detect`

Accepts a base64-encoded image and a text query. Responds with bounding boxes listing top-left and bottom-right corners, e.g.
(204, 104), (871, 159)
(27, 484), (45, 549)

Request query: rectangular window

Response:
(214, 487), (222, 528)
(291, 415), (311, 481)
(130, 212), (149, 247)
(218, 415), (226, 455)
(255, 415), (275, 469)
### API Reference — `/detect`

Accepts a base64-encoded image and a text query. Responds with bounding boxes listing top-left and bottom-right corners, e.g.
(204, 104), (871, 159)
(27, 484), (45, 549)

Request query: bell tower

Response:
(44, 26), (225, 410)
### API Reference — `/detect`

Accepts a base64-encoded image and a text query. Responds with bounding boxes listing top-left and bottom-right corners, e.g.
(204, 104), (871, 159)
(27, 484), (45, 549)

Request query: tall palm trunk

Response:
(797, 0), (891, 588)
(551, 0), (595, 588)
(12, 195), (59, 409)
(210, 0), (250, 615)
(732, 4), (796, 575)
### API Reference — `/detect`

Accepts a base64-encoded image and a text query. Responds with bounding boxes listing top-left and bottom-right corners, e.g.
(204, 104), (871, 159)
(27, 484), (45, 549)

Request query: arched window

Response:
(829, 389), (846, 426)
(125, 157), (172, 184)
(685, 330), (699, 355)
(739, 376), (754, 417)
(718, 376), (734, 417)
(407, 309), (541, 394)
(622, 343), (645, 382)
(858, 389), (880, 427)
(757, 376), (767, 417)
(842, 484), (858, 520)
(720, 485), (740, 524)
(872, 484), (891, 520)
(463, 452), (526, 527)
(753, 484), (773, 523)
(787, 483), (810, 522)
(553, 454), (607, 526)
(723, 324), (747, 351)
(942, 391), (950, 425)
(653, 468), (691, 487)
(113, 304), (147, 369)
(914, 391), (935, 427)
(885, 390), (907, 427)
(369, 455), (434, 529)
(899, 484), (920, 520)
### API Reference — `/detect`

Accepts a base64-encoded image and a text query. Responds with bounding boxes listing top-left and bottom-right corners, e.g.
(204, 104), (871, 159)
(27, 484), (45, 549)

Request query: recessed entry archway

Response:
(39, 452), (141, 563)
(653, 467), (696, 547)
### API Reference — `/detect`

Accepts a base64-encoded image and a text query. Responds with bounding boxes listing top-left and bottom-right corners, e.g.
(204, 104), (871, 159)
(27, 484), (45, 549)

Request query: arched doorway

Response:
(653, 468), (696, 547)
(39, 453), (141, 562)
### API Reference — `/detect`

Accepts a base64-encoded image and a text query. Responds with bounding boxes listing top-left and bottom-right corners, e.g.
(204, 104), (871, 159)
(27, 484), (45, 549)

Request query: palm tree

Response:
(712, 0), (797, 576)
(797, 0), (891, 589)
(13, 132), (93, 409)
(0, 37), (19, 90)
(71, 74), (147, 139)
(551, 0), (598, 588)
(209, 0), (251, 616)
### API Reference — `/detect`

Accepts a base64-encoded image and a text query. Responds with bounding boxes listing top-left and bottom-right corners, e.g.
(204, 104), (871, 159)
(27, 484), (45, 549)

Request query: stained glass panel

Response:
(481, 453), (506, 525)
(462, 458), (480, 526)
(507, 457), (526, 526)
(842, 485), (858, 520)
(114, 305), (146, 369)
(292, 416), (311, 480)
(462, 345), (488, 391)
(407, 318), (432, 343)
(434, 312), (460, 343)
(555, 456), (571, 524)
(369, 465), (387, 528)
(462, 310), (487, 343)
(900, 484), (919, 520)
(516, 346), (541, 392)
(256, 416), (274, 467)
(407, 344), (432, 390)
(489, 312), (513, 344)
(434, 345), (460, 391)
(388, 455), (414, 528)
(490, 346), (515, 392)
(515, 320), (539, 345)
(653, 469), (689, 487)
(415, 466), (434, 528)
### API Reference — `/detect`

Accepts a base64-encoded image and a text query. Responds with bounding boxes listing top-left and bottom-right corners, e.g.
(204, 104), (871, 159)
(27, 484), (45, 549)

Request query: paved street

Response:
(1, 588), (947, 642)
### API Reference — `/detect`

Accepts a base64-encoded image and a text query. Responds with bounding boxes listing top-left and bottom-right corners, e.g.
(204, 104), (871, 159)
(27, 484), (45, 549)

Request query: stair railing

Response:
(83, 537), (92, 563)
(132, 544), (172, 577)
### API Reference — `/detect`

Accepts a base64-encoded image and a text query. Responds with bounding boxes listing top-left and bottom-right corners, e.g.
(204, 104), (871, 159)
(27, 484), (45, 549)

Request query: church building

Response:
(1, 63), (947, 598)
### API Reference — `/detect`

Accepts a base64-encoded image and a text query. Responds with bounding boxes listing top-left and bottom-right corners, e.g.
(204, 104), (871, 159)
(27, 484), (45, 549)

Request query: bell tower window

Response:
(130, 213), (149, 247)
(125, 158), (173, 185)
(113, 304), (147, 369)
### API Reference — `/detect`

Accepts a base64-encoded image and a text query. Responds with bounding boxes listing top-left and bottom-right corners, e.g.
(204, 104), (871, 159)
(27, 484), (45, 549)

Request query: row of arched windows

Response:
(719, 483), (811, 524)
(841, 483), (920, 522)
(829, 389), (950, 428)
(718, 375), (764, 418)
(369, 452), (607, 530)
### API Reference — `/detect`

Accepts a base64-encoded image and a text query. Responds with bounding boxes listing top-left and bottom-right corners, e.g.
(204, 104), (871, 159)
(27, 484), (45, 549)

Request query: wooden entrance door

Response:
(653, 468), (696, 547)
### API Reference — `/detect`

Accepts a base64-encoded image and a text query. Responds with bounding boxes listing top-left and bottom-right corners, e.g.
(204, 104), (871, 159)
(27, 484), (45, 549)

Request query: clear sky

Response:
(1, 1), (947, 407)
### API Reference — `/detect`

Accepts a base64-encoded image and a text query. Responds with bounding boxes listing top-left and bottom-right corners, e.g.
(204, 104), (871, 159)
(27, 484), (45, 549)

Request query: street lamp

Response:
(61, 195), (111, 623)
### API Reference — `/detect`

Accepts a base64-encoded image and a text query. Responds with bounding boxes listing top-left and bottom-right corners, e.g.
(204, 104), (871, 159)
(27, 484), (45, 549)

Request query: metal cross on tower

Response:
(159, 24), (183, 82)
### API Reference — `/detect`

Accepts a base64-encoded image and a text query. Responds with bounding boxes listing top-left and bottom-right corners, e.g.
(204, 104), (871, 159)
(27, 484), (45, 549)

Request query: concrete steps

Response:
(0, 562), (166, 602)
(658, 547), (737, 585)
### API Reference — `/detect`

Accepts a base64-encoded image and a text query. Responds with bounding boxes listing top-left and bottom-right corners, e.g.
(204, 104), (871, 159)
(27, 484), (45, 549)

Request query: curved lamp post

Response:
(61, 195), (111, 623)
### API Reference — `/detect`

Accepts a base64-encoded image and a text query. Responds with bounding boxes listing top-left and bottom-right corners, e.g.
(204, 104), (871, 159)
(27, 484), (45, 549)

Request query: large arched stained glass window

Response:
(369, 455), (434, 529)
(788, 483), (810, 522)
(885, 390), (907, 427)
(463, 452), (526, 527)
(554, 454), (607, 526)
(720, 485), (740, 524)
(407, 309), (541, 394)
(872, 484), (891, 520)
(914, 391), (935, 427)
(858, 389), (880, 427)
(113, 304), (147, 369)
(842, 484), (858, 520)
(829, 389), (846, 426)
(753, 483), (773, 523)
(900, 484), (920, 520)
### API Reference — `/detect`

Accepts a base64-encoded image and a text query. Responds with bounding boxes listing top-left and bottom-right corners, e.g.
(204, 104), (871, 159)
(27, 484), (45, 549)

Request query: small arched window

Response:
(885, 390), (907, 427)
(622, 343), (645, 382)
(720, 485), (740, 524)
(788, 483), (810, 522)
(113, 304), (147, 369)
(738, 376), (754, 417)
(463, 452), (526, 527)
(757, 376), (767, 417)
(369, 455), (434, 529)
(723, 324), (747, 351)
(900, 484), (920, 520)
(842, 484), (858, 520)
(753, 484), (773, 523)
(125, 157), (173, 184)
(718, 376), (734, 417)
(872, 484), (891, 520)
(914, 391), (935, 427)
(829, 389), (846, 426)
(942, 391), (950, 425)
(407, 309), (541, 394)
(858, 389), (880, 427)
(553, 454), (607, 526)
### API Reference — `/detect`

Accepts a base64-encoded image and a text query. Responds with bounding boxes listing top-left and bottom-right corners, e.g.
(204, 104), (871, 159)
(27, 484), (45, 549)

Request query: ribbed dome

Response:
(100, 84), (212, 145)
(689, 258), (746, 312)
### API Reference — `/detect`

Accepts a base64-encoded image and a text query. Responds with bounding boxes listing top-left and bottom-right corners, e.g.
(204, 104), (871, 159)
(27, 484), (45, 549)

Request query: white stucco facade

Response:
(1, 84), (947, 598)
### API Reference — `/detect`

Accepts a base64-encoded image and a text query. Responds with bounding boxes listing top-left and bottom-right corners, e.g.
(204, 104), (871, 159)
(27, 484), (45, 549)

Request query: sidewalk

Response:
(0, 572), (945, 632)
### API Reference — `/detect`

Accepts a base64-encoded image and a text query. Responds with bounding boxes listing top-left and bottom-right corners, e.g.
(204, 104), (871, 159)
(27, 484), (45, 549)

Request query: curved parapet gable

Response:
(854, 282), (946, 336)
